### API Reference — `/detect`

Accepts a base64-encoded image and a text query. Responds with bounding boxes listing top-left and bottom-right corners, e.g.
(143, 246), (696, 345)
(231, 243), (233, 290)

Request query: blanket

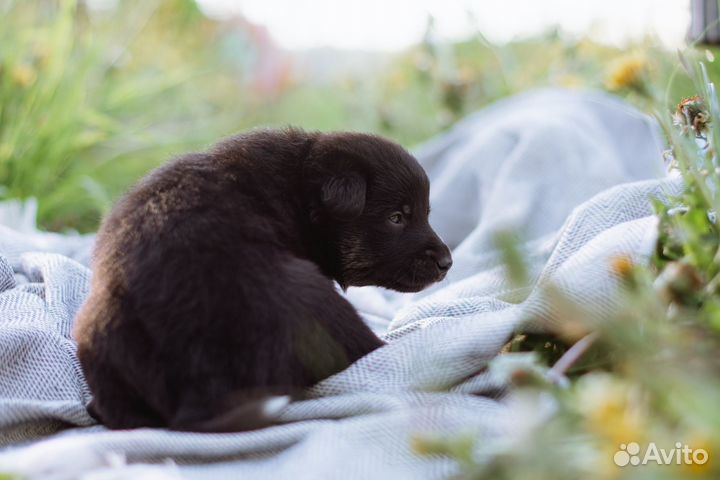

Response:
(0, 89), (682, 479)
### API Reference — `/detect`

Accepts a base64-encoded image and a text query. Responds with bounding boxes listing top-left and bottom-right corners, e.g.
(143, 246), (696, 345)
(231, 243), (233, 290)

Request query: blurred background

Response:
(6, 5), (720, 478)
(0, 0), (707, 231)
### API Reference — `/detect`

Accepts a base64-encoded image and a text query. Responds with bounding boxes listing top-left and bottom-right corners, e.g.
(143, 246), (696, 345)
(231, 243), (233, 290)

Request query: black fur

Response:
(73, 129), (452, 431)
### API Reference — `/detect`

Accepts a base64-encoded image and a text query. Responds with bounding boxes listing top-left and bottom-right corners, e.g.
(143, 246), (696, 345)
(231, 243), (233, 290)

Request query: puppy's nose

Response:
(425, 248), (453, 272)
(436, 252), (453, 272)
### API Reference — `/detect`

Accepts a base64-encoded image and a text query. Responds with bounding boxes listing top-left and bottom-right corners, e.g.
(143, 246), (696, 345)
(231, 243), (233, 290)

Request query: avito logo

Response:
(614, 442), (709, 467)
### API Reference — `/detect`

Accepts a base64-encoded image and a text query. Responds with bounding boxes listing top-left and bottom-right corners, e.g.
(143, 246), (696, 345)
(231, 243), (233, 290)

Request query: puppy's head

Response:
(308, 132), (452, 292)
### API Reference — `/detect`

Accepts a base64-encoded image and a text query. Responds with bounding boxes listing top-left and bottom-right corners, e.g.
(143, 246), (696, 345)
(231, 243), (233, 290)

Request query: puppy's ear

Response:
(320, 172), (366, 221)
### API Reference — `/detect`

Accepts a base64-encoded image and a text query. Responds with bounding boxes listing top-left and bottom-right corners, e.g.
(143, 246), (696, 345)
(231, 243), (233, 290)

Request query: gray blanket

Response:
(0, 89), (681, 479)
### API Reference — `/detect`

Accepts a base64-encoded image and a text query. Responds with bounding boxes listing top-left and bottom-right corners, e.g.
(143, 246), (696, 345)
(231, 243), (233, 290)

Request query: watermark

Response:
(614, 442), (709, 467)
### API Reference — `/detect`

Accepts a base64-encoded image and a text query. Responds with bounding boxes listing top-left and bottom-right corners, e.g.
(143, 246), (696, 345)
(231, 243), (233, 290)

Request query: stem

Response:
(546, 332), (598, 385)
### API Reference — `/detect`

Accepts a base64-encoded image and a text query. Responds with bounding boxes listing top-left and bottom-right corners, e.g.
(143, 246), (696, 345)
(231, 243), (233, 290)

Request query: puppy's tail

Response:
(172, 395), (292, 433)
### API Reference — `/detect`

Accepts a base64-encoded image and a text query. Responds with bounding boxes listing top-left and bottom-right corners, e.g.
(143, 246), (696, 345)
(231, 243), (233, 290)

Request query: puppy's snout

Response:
(425, 245), (453, 273)
(436, 252), (453, 272)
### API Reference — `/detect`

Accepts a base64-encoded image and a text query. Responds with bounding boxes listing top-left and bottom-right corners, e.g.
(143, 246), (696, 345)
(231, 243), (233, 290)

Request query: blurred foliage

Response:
(411, 45), (720, 480)
(0, 0), (713, 232)
(0, 0), (236, 230)
(4, 4), (720, 476)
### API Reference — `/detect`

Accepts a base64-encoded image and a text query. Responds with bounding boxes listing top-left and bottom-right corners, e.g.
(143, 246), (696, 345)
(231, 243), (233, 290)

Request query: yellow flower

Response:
(11, 64), (37, 88)
(605, 54), (647, 92)
(576, 373), (646, 446)
(682, 433), (715, 475)
(610, 255), (634, 279)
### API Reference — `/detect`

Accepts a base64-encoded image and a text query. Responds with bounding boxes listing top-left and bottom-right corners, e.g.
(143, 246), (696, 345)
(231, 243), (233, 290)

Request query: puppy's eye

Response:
(388, 212), (403, 224)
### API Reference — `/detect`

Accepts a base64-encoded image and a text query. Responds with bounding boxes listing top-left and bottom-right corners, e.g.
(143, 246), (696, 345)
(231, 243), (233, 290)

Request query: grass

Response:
(3, 2), (720, 479)
(0, 0), (705, 232)
(411, 46), (720, 480)
(0, 0), (241, 230)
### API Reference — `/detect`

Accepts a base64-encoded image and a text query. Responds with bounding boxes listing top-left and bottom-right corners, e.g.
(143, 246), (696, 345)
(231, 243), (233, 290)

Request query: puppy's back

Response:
(73, 130), (384, 431)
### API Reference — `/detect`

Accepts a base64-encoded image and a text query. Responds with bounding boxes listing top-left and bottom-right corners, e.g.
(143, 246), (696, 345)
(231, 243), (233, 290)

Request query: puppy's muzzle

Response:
(424, 243), (453, 278)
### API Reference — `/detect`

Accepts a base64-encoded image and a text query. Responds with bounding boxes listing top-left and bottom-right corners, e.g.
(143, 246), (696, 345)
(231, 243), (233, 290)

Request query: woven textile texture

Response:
(0, 89), (682, 479)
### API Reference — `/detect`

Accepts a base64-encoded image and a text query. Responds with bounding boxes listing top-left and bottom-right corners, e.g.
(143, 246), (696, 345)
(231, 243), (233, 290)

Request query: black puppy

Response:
(73, 128), (452, 432)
